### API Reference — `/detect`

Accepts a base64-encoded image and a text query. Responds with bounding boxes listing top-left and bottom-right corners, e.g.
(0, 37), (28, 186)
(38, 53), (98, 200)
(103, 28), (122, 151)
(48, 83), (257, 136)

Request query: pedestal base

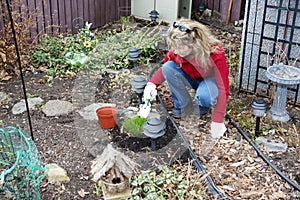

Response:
(268, 83), (290, 122)
(268, 110), (290, 122)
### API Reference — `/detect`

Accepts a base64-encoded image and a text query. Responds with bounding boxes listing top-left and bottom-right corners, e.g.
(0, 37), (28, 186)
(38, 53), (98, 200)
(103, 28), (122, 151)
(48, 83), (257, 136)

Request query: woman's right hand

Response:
(143, 82), (157, 101)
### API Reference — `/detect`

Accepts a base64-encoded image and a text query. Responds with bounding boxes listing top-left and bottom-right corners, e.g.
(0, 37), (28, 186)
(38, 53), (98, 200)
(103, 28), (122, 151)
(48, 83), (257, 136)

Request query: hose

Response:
(157, 95), (228, 199)
(225, 114), (300, 191)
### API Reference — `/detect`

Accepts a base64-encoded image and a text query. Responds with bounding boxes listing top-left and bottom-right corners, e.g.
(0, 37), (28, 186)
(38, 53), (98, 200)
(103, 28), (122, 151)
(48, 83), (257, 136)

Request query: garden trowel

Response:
(137, 99), (151, 118)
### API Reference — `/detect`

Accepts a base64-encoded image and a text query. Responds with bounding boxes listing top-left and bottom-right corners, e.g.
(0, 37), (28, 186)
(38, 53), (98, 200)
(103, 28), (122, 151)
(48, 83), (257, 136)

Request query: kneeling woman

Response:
(143, 18), (230, 138)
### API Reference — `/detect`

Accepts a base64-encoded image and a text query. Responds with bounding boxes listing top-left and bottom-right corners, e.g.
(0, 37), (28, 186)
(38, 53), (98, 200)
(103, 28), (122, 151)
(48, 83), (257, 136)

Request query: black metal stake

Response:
(6, 0), (34, 140)
(255, 116), (261, 137)
(137, 93), (143, 106)
(150, 138), (156, 151)
(133, 62), (139, 75)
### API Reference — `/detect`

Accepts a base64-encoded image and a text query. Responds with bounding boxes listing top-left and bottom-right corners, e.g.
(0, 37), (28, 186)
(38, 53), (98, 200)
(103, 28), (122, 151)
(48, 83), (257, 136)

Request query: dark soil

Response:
(0, 16), (300, 200)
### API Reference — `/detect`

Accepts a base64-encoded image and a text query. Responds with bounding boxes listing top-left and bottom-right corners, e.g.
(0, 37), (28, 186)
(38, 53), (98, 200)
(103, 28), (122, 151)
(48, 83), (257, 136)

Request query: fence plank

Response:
(214, 0), (221, 13)
(106, 0), (115, 23)
(94, 0), (103, 27)
(50, 0), (59, 33)
(118, 0), (131, 17)
(220, 0), (230, 21)
(83, 0), (89, 24)
(27, 0), (37, 38)
(77, 0), (84, 19)
(0, 0), (131, 36)
(231, 0), (242, 21)
(57, 0), (66, 33)
(43, 0), (52, 33)
(71, 0), (78, 32)
(101, 0), (107, 26)
(64, 0), (72, 32)
(88, 0), (95, 28)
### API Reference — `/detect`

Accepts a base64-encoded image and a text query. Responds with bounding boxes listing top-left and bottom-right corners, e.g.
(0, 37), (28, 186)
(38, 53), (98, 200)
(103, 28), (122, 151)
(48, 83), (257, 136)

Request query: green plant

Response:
(87, 25), (160, 73)
(122, 116), (147, 135)
(120, 16), (128, 24)
(26, 93), (41, 98)
(30, 22), (98, 78)
(93, 182), (103, 196)
(129, 165), (206, 199)
(238, 114), (254, 136)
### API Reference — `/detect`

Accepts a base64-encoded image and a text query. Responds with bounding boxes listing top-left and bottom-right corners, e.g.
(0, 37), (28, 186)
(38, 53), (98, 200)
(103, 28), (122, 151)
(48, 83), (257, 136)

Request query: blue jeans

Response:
(162, 61), (218, 110)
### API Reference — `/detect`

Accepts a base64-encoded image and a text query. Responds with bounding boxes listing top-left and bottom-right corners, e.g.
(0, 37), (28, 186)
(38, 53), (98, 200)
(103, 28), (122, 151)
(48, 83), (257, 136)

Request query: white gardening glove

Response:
(210, 122), (226, 139)
(137, 103), (151, 118)
(143, 82), (157, 101)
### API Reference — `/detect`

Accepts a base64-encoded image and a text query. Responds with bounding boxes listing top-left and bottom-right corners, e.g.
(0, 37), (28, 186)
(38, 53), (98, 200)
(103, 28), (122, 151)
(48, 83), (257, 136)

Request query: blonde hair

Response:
(167, 18), (222, 69)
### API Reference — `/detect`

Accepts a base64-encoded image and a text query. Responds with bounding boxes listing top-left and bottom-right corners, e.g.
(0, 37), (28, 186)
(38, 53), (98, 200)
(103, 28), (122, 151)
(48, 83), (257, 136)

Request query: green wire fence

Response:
(0, 126), (47, 199)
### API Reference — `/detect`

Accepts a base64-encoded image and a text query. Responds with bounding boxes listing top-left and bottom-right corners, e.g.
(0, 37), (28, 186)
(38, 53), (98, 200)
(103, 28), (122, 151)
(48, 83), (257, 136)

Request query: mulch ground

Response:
(0, 16), (300, 199)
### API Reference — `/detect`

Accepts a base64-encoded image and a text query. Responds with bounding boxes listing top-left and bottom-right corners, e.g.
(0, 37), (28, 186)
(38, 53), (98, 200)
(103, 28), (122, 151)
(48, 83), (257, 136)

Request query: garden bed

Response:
(0, 16), (299, 199)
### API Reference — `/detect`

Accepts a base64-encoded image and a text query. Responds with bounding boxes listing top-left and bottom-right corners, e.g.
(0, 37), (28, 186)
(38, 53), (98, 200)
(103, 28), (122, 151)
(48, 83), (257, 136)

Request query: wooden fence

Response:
(0, 0), (245, 38)
(0, 0), (131, 37)
(192, 0), (245, 22)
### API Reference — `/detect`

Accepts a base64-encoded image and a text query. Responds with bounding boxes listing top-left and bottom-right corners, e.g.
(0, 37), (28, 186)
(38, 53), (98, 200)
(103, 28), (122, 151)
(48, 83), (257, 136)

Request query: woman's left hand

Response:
(210, 122), (226, 138)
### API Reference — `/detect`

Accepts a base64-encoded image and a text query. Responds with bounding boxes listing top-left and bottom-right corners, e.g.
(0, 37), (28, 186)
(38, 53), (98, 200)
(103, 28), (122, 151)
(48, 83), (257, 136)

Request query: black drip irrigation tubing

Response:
(225, 114), (300, 192)
(157, 95), (228, 199)
(194, 17), (239, 35)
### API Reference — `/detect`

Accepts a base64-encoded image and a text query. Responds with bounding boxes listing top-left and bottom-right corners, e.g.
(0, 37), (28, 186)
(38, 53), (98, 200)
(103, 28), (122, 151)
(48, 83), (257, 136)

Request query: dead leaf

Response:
(78, 188), (89, 198)
(221, 185), (235, 191)
(230, 160), (245, 167)
(0, 52), (6, 62)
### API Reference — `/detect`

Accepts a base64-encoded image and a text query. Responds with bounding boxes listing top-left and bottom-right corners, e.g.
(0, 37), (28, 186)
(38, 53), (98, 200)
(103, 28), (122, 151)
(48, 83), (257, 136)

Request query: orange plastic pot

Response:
(96, 106), (118, 129)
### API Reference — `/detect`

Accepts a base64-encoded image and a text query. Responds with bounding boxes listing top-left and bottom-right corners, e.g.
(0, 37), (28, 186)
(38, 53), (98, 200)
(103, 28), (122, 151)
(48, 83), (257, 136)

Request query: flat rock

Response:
(78, 103), (116, 120)
(42, 100), (74, 116)
(46, 163), (70, 185)
(12, 97), (44, 115)
(0, 92), (9, 104)
(256, 137), (288, 152)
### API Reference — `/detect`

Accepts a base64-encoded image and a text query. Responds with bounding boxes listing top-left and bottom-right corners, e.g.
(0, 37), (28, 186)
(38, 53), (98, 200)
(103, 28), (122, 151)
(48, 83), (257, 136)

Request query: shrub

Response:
(86, 25), (160, 73)
(30, 22), (98, 77)
(122, 116), (147, 135)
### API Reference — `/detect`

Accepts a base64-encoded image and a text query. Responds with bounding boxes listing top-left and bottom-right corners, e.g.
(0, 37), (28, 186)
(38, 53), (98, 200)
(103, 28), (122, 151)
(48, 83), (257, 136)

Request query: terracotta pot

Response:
(96, 106), (118, 129)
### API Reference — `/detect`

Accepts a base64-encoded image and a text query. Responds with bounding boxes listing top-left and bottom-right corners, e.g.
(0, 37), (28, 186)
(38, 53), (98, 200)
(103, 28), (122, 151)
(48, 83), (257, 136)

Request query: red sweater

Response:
(149, 48), (229, 122)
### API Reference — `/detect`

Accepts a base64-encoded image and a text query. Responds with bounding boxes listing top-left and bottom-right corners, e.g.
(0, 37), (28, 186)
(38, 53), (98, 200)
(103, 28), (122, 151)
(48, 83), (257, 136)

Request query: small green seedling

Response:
(122, 116), (147, 135)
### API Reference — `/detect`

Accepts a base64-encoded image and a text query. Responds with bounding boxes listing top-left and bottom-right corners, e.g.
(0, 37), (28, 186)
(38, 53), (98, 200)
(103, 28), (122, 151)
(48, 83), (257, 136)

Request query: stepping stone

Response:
(42, 100), (74, 117)
(12, 97), (44, 115)
(256, 137), (288, 152)
(79, 103), (116, 120)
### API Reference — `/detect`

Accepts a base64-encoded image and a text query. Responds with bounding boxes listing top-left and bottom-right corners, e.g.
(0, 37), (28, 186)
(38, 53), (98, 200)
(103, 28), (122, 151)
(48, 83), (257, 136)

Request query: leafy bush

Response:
(30, 22), (159, 78)
(86, 25), (160, 73)
(129, 165), (207, 199)
(122, 116), (147, 135)
(30, 22), (98, 77)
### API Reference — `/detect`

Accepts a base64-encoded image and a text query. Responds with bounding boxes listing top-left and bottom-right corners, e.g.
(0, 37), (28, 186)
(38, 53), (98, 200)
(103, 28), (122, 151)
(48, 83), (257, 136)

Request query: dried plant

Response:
(0, 0), (59, 80)
(264, 41), (300, 67)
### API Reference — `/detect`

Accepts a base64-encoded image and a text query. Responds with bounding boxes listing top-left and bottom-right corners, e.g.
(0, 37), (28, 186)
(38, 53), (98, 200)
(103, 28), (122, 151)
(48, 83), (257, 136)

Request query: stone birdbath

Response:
(266, 63), (300, 122)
